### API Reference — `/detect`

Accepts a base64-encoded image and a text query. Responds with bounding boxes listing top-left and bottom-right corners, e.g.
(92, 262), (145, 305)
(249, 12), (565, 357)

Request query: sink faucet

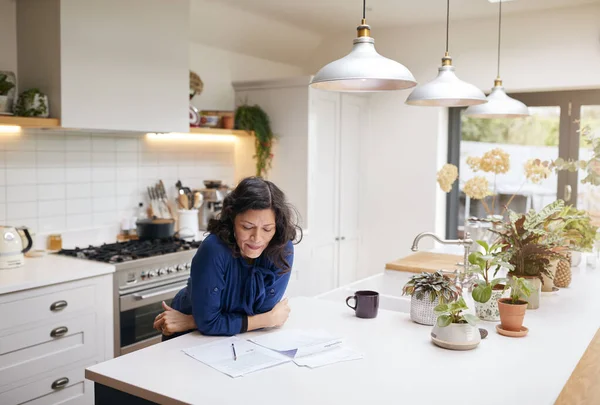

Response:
(410, 232), (474, 287)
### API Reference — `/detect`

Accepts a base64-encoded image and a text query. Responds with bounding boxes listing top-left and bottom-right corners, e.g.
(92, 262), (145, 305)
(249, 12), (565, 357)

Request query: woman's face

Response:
(234, 209), (276, 259)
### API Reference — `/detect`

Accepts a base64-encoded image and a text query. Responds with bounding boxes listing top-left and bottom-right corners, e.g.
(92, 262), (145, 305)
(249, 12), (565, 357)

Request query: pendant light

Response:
(464, 0), (529, 118)
(405, 0), (487, 107)
(309, 0), (416, 92)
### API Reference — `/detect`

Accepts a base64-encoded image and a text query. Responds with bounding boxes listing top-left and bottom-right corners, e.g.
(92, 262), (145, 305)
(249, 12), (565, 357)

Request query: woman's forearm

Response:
(247, 312), (274, 331)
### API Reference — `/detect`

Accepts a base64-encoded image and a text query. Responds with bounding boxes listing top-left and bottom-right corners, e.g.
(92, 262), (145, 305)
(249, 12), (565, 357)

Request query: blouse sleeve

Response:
(189, 238), (245, 336)
(256, 241), (294, 313)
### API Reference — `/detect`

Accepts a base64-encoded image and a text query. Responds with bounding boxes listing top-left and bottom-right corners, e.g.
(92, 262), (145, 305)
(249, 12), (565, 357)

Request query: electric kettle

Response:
(0, 226), (33, 269)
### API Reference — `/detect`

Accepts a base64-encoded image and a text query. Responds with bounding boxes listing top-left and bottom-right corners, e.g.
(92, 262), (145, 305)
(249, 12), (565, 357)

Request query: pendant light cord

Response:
(445, 0), (450, 53)
(497, 0), (502, 78)
(363, 0), (366, 20)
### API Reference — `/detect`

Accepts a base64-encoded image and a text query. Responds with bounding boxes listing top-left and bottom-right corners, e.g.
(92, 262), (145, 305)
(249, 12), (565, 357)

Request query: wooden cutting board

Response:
(385, 251), (463, 273)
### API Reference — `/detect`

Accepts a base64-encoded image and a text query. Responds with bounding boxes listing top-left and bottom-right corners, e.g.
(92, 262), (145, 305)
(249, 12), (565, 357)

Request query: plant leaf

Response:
(437, 315), (452, 327)
(463, 314), (480, 326)
(433, 303), (448, 315)
(476, 240), (490, 252)
(472, 285), (492, 303)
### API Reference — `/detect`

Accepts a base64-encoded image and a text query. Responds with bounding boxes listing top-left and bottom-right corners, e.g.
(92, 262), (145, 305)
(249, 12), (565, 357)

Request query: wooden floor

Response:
(555, 328), (600, 405)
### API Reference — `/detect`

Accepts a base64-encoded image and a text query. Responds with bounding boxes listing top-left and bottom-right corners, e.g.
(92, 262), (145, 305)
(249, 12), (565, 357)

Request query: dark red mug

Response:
(346, 290), (379, 319)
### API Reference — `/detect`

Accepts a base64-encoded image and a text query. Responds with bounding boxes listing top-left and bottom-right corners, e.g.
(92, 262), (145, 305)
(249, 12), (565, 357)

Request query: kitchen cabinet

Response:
(0, 274), (113, 405)
(233, 77), (369, 295)
(16, 0), (189, 133)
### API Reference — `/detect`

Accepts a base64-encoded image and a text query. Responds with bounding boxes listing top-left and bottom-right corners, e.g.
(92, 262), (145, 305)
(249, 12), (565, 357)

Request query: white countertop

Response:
(86, 264), (600, 405)
(0, 254), (115, 295)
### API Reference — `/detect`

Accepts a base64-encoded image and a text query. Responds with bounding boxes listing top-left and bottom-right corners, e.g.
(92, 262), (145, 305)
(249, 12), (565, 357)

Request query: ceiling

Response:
(214, 0), (600, 34)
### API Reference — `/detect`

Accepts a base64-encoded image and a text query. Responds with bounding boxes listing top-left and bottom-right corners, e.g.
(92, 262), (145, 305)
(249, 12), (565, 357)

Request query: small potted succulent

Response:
(497, 277), (532, 337)
(402, 271), (461, 326)
(431, 297), (481, 350)
(469, 240), (511, 321)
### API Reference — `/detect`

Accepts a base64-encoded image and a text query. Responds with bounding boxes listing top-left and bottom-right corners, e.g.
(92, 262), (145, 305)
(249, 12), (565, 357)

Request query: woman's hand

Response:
(268, 298), (290, 327)
(153, 301), (196, 336)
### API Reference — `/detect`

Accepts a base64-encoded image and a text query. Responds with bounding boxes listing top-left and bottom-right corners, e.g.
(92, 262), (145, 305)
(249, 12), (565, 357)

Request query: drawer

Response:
(0, 361), (94, 405)
(0, 314), (97, 388)
(1, 284), (96, 332)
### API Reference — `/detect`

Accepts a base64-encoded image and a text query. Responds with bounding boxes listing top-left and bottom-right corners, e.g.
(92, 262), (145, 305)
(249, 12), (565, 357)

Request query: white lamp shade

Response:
(310, 37), (417, 92)
(464, 85), (530, 118)
(405, 65), (487, 107)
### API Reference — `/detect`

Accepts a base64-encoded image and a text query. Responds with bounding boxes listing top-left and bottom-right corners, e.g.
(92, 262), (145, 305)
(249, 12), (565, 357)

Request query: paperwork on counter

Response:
(182, 329), (363, 378)
(249, 329), (363, 369)
(182, 336), (291, 378)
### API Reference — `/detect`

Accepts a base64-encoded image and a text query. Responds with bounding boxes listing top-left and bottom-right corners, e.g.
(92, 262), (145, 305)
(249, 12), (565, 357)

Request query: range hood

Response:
(16, 0), (190, 133)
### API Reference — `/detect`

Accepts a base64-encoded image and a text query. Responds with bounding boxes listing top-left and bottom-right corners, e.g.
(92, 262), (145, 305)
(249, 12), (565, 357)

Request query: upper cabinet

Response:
(16, 0), (190, 133)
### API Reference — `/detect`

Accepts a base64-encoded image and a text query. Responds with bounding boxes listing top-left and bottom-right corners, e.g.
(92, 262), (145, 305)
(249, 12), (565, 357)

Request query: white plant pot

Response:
(571, 251), (582, 267)
(431, 323), (481, 351)
(410, 295), (438, 326)
(520, 277), (541, 309)
(0, 95), (10, 113)
(474, 289), (506, 321)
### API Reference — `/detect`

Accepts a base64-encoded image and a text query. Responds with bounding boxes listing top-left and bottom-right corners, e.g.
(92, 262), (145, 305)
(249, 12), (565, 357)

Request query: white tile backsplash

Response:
(66, 168), (92, 183)
(7, 185), (37, 203)
(39, 200), (66, 217)
(6, 168), (36, 185)
(8, 202), (37, 218)
(37, 168), (66, 184)
(2, 130), (235, 236)
(38, 184), (66, 201)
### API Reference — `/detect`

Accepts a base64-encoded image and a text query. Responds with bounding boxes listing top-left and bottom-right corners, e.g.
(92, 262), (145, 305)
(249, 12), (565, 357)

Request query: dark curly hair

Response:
(207, 177), (302, 272)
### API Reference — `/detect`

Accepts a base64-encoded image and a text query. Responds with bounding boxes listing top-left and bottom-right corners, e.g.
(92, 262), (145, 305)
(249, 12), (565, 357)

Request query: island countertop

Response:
(86, 265), (600, 405)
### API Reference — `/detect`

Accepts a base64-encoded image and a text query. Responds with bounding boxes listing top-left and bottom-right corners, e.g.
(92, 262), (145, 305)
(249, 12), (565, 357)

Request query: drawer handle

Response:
(50, 300), (68, 312)
(50, 326), (69, 338)
(51, 377), (69, 390)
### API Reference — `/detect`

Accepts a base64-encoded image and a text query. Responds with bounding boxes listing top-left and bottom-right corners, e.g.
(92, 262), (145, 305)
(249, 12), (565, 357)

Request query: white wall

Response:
(305, 3), (600, 274)
(0, 0), (17, 74)
(189, 42), (305, 112)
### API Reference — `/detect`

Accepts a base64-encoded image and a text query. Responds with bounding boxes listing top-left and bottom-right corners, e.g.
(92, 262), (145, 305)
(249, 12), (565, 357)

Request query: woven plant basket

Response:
(410, 295), (439, 326)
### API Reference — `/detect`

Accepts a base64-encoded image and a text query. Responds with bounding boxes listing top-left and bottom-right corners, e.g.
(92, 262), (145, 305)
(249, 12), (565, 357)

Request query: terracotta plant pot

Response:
(498, 298), (527, 331)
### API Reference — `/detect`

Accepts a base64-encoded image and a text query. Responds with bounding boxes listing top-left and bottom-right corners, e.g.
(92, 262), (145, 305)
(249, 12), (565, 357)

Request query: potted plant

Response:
(469, 240), (511, 321)
(0, 73), (15, 114)
(553, 206), (599, 288)
(497, 277), (532, 337)
(402, 271), (461, 326)
(13, 88), (49, 117)
(431, 297), (481, 350)
(492, 200), (568, 308)
(234, 104), (275, 178)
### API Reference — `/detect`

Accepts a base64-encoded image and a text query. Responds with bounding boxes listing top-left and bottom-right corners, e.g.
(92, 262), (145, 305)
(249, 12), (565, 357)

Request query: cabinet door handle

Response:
(50, 300), (68, 312)
(50, 326), (69, 338)
(335, 237), (340, 241)
(341, 236), (346, 240)
(51, 377), (69, 390)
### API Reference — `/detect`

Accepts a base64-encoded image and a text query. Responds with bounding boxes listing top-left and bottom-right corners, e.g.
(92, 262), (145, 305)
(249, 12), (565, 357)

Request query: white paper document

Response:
(249, 329), (363, 368)
(182, 336), (291, 378)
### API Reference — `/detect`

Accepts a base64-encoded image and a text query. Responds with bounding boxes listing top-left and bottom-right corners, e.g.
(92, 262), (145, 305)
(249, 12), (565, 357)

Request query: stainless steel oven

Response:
(112, 250), (197, 357)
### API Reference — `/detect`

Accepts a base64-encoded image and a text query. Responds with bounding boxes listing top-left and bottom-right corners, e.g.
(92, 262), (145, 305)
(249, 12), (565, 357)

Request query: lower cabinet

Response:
(0, 274), (113, 405)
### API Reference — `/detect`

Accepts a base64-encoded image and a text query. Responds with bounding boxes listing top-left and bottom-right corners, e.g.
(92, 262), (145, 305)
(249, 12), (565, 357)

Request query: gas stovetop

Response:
(57, 238), (201, 264)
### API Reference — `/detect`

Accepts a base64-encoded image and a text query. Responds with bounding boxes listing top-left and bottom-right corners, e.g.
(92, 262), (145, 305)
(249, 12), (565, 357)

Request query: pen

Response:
(231, 343), (237, 361)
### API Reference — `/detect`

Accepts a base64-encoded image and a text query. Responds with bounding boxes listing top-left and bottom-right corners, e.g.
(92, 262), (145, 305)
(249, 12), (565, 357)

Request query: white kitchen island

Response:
(85, 265), (600, 405)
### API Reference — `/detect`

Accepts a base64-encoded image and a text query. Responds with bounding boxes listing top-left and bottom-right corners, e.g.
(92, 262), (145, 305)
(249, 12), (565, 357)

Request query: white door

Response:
(308, 90), (340, 294)
(337, 94), (367, 286)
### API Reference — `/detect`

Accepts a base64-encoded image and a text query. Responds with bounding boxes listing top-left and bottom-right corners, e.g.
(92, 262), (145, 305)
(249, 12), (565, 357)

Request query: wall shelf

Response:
(189, 127), (253, 136)
(0, 116), (61, 128)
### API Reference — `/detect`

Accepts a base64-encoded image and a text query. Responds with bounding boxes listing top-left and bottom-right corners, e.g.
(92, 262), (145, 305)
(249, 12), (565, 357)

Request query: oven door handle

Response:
(132, 285), (185, 300)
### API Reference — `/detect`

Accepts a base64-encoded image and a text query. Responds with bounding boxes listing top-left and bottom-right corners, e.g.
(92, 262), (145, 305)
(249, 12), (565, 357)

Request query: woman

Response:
(153, 177), (301, 339)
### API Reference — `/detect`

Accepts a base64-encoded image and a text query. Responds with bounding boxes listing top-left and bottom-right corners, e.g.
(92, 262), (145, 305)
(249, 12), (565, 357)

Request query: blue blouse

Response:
(171, 234), (293, 336)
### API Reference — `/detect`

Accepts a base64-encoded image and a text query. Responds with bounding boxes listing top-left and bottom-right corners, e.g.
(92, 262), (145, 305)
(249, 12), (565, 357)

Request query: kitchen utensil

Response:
(193, 191), (203, 209)
(179, 193), (189, 211)
(178, 209), (199, 241)
(0, 226), (33, 269)
(157, 180), (172, 219)
(135, 219), (175, 240)
(204, 180), (222, 189)
(346, 290), (379, 319)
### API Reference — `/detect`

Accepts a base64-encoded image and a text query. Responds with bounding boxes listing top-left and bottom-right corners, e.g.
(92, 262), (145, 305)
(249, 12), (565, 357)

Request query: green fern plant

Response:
(234, 104), (275, 177)
(0, 74), (14, 96)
